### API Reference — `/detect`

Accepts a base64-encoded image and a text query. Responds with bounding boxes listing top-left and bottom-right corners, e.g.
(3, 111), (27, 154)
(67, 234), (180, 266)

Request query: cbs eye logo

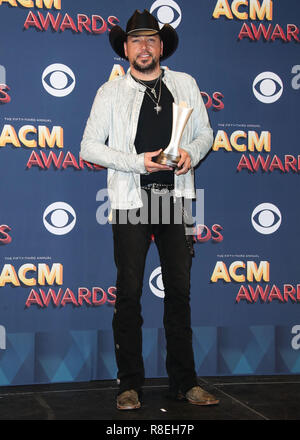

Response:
(149, 266), (165, 298)
(251, 203), (281, 235)
(150, 0), (182, 29)
(43, 202), (76, 235)
(42, 64), (76, 97)
(252, 72), (283, 104)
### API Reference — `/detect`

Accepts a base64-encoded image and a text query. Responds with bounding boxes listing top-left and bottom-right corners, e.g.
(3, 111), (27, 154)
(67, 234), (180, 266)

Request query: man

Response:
(80, 9), (218, 410)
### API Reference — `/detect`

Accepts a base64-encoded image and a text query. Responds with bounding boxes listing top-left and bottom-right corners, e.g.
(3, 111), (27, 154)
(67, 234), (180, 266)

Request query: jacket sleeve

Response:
(182, 77), (213, 168)
(80, 84), (147, 174)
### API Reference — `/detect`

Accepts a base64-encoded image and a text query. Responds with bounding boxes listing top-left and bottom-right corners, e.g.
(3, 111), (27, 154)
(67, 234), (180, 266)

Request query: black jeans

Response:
(112, 190), (198, 395)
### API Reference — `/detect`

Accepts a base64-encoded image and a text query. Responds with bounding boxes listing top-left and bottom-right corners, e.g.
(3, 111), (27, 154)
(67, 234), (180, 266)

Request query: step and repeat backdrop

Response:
(1, 0), (300, 385)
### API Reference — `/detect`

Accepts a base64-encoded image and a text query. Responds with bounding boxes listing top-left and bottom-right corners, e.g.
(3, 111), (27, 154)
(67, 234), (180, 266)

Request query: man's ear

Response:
(160, 40), (163, 57)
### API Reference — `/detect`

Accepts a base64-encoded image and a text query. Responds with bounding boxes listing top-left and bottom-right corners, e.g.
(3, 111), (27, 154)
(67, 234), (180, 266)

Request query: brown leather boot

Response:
(185, 386), (219, 405)
(179, 386), (220, 406)
(117, 390), (141, 410)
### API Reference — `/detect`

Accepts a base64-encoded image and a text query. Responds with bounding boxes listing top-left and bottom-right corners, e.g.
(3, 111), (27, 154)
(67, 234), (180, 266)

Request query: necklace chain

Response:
(132, 72), (163, 115)
(137, 75), (160, 99)
(144, 75), (162, 114)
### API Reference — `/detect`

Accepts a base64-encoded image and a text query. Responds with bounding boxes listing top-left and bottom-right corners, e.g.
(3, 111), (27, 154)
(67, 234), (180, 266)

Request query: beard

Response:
(132, 55), (159, 74)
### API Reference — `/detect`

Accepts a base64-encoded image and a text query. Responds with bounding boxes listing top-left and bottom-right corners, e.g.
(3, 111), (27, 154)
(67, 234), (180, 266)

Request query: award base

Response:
(154, 151), (180, 168)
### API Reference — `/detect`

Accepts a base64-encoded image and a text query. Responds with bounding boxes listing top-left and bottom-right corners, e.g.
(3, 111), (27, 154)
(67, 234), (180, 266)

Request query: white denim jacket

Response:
(80, 68), (213, 209)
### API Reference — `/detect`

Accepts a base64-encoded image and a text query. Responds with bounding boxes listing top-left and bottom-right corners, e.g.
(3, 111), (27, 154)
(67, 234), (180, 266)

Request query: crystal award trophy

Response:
(154, 101), (193, 168)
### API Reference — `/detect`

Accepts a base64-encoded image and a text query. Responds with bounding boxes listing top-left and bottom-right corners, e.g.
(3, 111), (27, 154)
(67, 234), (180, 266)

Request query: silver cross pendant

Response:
(154, 104), (162, 114)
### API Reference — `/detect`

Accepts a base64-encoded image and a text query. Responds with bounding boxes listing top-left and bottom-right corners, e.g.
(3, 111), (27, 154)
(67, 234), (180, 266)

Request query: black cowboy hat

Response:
(109, 9), (178, 61)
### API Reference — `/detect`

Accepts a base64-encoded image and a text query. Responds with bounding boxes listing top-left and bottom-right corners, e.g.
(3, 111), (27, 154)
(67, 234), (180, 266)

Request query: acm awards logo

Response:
(212, 0), (300, 43)
(210, 255), (300, 304)
(0, 0), (119, 34)
(0, 63), (98, 171)
(0, 62), (102, 171)
(214, 71), (300, 174)
(0, 201), (115, 308)
(211, 258), (300, 304)
(0, 122), (95, 171)
(210, 202), (300, 304)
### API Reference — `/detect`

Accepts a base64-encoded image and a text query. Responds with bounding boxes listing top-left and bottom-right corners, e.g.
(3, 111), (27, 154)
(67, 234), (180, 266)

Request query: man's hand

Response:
(144, 149), (173, 173)
(175, 148), (191, 175)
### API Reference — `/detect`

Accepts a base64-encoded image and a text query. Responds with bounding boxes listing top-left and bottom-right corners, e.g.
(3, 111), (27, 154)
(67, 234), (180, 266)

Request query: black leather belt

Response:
(141, 183), (174, 192)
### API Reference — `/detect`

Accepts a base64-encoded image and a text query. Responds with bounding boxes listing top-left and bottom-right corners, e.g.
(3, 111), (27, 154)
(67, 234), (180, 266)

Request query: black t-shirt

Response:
(133, 71), (175, 186)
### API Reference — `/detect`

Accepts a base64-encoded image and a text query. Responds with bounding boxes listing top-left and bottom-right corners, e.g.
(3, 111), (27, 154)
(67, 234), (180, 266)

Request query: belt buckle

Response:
(152, 184), (168, 195)
(152, 188), (168, 195)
